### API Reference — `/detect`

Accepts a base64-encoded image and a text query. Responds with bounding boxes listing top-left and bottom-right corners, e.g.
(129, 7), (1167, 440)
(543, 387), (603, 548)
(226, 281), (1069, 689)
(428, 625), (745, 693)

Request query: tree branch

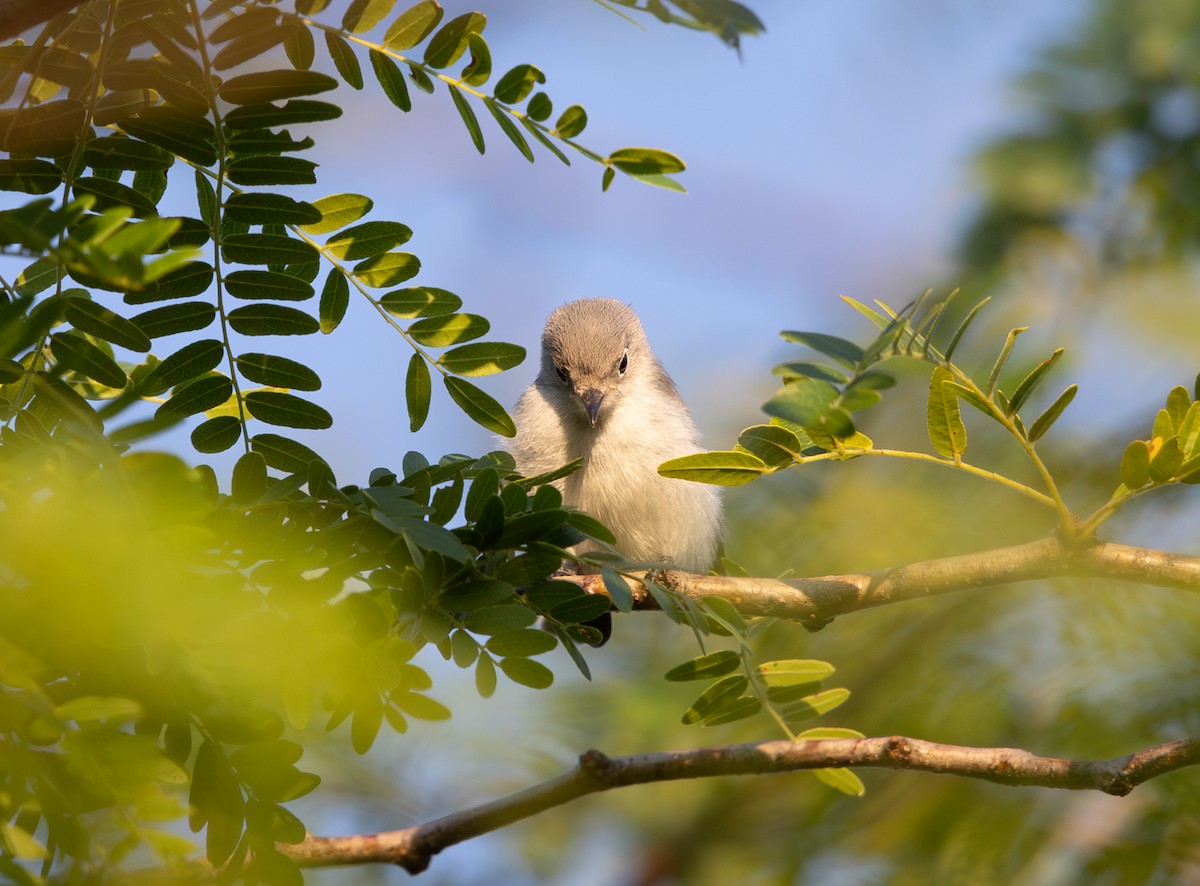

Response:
(283, 732), (1200, 874)
(567, 537), (1200, 628)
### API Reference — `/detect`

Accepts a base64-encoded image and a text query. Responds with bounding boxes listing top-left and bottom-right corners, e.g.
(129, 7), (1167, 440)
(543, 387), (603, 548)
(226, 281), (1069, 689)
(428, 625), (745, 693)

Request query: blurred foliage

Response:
(2, 0), (1200, 885)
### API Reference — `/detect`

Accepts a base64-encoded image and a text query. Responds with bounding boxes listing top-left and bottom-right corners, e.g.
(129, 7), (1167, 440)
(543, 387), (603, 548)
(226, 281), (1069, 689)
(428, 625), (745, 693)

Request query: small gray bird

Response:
(508, 298), (723, 572)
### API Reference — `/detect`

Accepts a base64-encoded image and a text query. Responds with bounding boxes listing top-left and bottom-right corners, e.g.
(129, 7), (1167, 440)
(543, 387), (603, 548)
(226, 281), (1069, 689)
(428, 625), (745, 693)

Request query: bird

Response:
(507, 298), (723, 573)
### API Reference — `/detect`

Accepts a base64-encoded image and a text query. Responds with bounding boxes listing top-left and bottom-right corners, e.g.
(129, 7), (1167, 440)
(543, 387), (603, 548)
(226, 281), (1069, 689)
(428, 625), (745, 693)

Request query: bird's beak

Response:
(581, 388), (605, 426)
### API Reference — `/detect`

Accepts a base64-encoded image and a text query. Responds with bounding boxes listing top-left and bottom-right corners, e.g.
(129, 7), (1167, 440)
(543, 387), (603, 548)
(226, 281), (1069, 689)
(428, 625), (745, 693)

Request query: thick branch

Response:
(0, 0), (83, 40)
(568, 538), (1200, 627)
(284, 732), (1200, 874)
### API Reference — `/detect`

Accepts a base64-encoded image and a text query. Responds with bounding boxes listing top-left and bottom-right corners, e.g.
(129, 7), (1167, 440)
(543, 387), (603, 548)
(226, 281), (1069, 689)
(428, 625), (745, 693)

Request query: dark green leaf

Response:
(156, 374), (233, 421)
(987, 326), (1028, 395)
(681, 675), (748, 725)
(319, 269), (349, 333)
(245, 391), (332, 429)
(406, 352), (431, 431)
(227, 303), (319, 336)
(1028, 384), (1077, 442)
(224, 270), (314, 301)
(236, 353), (321, 391)
(780, 330), (863, 368)
(325, 31), (363, 89)
(702, 696), (762, 726)
(771, 361), (848, 384)
(251, 433), (327, 473)
(943, 297), (991, 363)
(762, 378), (840, 427)
(485, 629), (556, 657)
(221, 233), (317, 266)
(493, 63), (544, 104)
(223, 100), (342, 130)
(497, 656), (553, 689)
(464, 603), (537, 635)
(130, 301), (216, 337)
(226, 155), (317, 186)
(444, 376), (515, 436)
(82, 135), (172, 171)
(141, 339), (224, 395)
(485, 102), (534, 161)
(548, 593), (613, 625)
(440, 579), (515, 611)
(50, 332), (127, 388)
(608, 147), (685, 175)
(736, 424), (803, 467)
(65, 298), (152, 352)
(0, 158), (63, 194)
(119, 106), (217, 166)
(664, 650), (741, 682)
(284, 19), (315, 70)
(219, 69), (337, 104)
(1006, 347), (1064, 416)
(223, 193), (321, 226)
(449, 85), (484, 153)
(192, 415), (242, 453)
(72, 177), (156, 216)
(369, 50), (411, 111)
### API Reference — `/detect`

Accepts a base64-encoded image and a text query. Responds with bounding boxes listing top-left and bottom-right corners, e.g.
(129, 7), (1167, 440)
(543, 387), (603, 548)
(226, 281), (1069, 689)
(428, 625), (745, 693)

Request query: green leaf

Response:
(226, 156), (317, 187)
(380, 286), (462, 318)
(409, 312), (489, 346)
(192, 415), (242, 453)
(284, 19), (315, 70)
(526, 92), (552, 122)
(245, 391), (332, 429)
(449, 85), (484, 153)
(343, 0), (398, 33)
(385, 0), (444, 48)
(423, 11), (486, 68)
(436, 341), (525, 377)
(142, 339), (224, 395)
(702, 696), (762, 726)
(130, 301), (216, 338)
(780, 687), (851, 724)
(218, 69), (337, 104)
(497, 656), (553, 689)
(486, 102), (534, 161)
(50, 332), (127, 387)
(82, 135), (172, 171)
(812, 767), (865, 796)
(236, 353), (321, 391)
(227, 304), (319, 336)
(663, 650), (741, 682)
(1028, 384), (1077, 442)
(599, 566), (632, 612)
(1006, 348), (1064, 416)
(762, 379), (853, 437)
(543, 593), (611, 626)
(444, 377), (514, 436)
(157, 375), (233, 421)
(326, 221), (412, 261)
(65, 298), (152, 352)
(493, 63), (544, 104)
(1149, 437), (1184, 483)
(461, 32), (491, 86)
(221, 233), (317, 266)
(681, 675), (748, 725)
(73, 176), (156, 216)
(352, 251), (420, 288)
(224, 270), (314, 301)
(608, 147), (685, 176)
(251, 433), (327, 474)
(406, 352), (431, 431)
(657, 450), (766, 486)
(1120, 440), (1151, 489)
(223, 100), (342, 130)
(369, 49), (411, 111)
(755, 659), (835, 686)
(927, 366), (967, 459)
(319, 269), (349, 333)
(736, 424), (803, 467)
(119, 106), (218, 166)
(464, 603), (537, 635)
(0, 158), (63, 194)
(944, 381), (992, 416)
(987, 326), (1028, 395)
(780, 330), (864, 368)
(520, 117), (570, 164)
(350, 695), (383, 754)
(554, 104), (586, 138)
(485, 629), (556, 657)
(392, 691), (451, 721)
(300, 192), (374, 232)
(190, 740), (245, 866)
(325, 31), (364, 89)
(564, 510), (615, 544)
(771, 361), (848, 384)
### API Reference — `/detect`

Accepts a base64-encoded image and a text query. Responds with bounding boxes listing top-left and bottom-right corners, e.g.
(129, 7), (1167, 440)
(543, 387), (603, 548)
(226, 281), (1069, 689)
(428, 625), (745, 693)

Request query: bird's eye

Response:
(618, 349), (628, 375)
(555, 365), (570, 383)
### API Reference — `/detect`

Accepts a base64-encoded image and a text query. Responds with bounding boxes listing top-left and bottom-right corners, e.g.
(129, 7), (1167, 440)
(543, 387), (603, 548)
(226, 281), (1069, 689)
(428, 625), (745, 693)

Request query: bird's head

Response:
(540, 298), (647, 427)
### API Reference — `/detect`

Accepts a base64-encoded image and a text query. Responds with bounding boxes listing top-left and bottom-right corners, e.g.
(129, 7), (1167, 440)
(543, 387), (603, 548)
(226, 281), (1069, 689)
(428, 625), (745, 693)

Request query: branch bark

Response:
(566, 537), (1200, 628)
(283, 731), (1200, 875)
